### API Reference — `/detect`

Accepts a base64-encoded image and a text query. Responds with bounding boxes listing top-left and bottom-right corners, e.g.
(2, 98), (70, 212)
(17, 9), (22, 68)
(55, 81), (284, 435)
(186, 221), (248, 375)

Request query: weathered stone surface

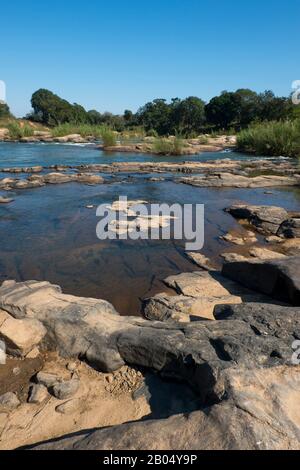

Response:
(28, 384), (49, 404)
(0, 309), (46, 356)
(35, 372), (59, 388)
(222, 256), (300, 305)
(220, 253), (248, 263)
(180, 173), (299, 189)
(76, 173), (104, 184)
(226, 204), (289, 235)
(222, 231), (257, 245)
(52, 379), (80, 400)
(1, 280), (299, 406)
(185, 252), (217, 271)
(143, 293), (230, 322)
(248, 247), (287, 260)
(55, 399), (79, 415)
(0, 392), (20, 411)
(43, 173), (75, 184)
(31, 365), (300, 450)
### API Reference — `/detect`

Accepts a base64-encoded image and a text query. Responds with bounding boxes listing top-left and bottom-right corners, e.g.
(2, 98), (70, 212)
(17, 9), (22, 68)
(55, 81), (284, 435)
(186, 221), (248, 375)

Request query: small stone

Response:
(106, 375), (114, 384)
(36, 371), (59, 388)
(13, 367), (21, 376)
(52, 379), (80, 400)
(86, 205), (94, 209)
(66, 362), (77, 372)
(265, 236), (284, 244)
(0, 392), (20, 410)
(26, 347), (40, 359)
(28, 384), (49, 404)
(0, 197), (14, 204)
(55, 399), (79, 415)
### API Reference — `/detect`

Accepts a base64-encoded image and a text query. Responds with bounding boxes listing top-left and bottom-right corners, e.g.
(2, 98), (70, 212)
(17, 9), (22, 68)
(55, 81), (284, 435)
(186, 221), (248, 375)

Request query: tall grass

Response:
(51, 123), (105, 138)
(237, 120), (300, 158)
(101, 128), (117, 147)
(7, 122), (34, 139)
(152, 136), (185, 155)
(51, 123), (118, 146)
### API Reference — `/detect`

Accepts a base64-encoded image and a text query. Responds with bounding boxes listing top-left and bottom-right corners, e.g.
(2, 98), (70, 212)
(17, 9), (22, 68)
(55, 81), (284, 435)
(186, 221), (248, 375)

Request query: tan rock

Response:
(249, 247), (287, 260)
(0, 310), (46, 356)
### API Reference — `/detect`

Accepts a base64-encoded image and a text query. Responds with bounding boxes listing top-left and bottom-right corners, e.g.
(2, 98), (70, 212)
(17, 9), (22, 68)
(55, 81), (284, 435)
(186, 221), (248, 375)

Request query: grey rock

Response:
(222, 256), (300, 305)
(226, 204), (289, 235)
(36, 371), (59, 388)
(52, 379), (80, 400)
(0, 392), (20, 410)
(278, 218), (300, 239)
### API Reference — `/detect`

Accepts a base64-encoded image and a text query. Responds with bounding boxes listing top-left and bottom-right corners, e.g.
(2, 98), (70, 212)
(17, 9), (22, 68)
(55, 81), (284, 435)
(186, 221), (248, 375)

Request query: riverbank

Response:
(0, 128), (236, 155)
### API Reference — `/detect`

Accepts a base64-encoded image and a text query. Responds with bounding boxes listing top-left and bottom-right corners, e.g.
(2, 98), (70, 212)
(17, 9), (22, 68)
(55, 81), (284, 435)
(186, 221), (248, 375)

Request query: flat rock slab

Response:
(1, 280), (300, 406)
(180, 173), (299, 189)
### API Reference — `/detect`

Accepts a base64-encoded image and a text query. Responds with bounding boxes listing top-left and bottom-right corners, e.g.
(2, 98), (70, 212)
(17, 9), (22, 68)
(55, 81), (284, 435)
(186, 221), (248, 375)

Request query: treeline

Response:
(25, 88), (298, 136)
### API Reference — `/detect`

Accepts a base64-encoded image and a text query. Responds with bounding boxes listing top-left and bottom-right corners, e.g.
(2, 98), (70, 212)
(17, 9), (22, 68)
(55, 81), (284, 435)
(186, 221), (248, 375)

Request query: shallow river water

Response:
(0, 143), (299, 315)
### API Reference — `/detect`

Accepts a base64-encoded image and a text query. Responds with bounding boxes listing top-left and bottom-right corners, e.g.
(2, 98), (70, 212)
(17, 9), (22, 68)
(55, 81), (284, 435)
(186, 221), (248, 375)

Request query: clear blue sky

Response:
(1, 0), (299, 117)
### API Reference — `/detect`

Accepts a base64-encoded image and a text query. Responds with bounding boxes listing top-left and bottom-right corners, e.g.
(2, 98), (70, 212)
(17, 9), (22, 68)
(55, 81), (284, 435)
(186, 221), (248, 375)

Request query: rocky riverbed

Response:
(0, 131), (236, 156)
(0, 201), (300, 449)
(0, 141), (300, 449)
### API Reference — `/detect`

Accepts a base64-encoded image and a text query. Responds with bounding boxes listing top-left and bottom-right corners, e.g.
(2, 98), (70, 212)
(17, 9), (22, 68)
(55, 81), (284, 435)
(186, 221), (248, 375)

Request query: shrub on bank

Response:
(51, 123), (105, 138)
(101, 128), (117, 147)
(7, 122), (34, 139)
(152, 136), (185, 155)
(237, 120), (300, 158)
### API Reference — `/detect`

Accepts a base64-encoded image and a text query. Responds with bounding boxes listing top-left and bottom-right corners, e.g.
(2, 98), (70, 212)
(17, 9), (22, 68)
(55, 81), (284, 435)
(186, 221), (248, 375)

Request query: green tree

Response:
(136, 99), (172, 135)
(171, 96), (206, 135)
(205, 91), (242, 129)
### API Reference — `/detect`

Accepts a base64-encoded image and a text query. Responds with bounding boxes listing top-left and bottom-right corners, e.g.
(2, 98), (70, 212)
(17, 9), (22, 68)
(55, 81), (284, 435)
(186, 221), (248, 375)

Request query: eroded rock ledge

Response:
(0, 278), (299, 406)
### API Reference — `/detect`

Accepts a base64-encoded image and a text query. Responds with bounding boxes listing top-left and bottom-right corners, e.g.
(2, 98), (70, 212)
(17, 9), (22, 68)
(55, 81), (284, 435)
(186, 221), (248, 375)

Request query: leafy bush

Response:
(237, 120), (300, 158)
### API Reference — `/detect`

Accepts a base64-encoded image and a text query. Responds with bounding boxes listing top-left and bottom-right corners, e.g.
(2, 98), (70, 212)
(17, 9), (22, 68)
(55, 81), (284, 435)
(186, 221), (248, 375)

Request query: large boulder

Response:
(0, 280), (300, 406)
(31, 365), (300, 450)
(222, 256), (300, 306)
(226, 204), (289, 235)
